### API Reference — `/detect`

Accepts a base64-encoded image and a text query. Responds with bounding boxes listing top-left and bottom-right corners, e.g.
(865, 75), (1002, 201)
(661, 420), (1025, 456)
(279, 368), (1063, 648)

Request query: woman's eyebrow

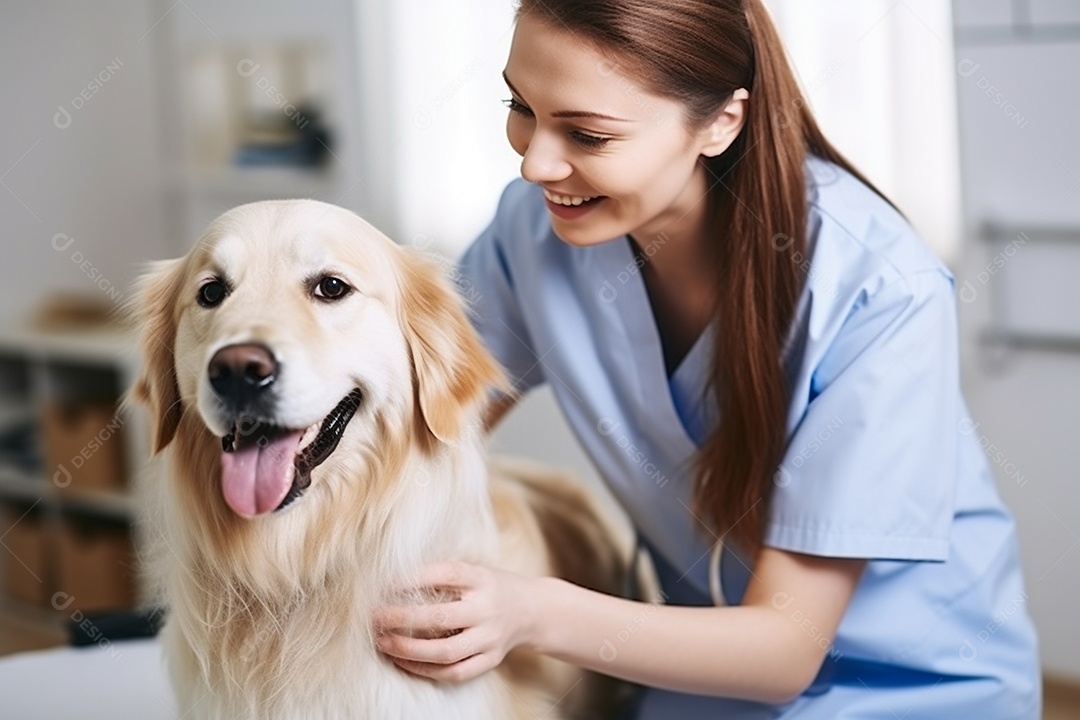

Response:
(502, 71), (631, 122)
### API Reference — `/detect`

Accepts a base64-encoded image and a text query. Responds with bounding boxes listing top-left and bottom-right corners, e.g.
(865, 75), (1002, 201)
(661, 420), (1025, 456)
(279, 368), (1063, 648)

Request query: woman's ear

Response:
(128, 258), (185, 453)
(699, 88), (749, 158)
(397, 249), (507, 445)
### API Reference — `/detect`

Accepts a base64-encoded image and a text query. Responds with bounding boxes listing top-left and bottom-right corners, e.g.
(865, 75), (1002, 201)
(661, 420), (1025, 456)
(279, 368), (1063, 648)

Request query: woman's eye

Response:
(503, 98), (534, 117)
(504, 97), (610, 149)
(313, 275), (351, 301)
(197, 279), (228, 308)
(570, 131), (612, 149)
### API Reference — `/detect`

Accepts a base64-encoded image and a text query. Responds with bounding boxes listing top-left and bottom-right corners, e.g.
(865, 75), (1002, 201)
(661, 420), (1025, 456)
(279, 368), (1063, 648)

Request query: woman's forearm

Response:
(526, 574), (840, 704)
(528, 577), (814, 703)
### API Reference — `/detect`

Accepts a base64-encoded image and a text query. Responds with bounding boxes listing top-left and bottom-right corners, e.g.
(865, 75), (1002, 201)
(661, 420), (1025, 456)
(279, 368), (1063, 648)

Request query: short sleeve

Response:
(455, 183), (546, 394)
(766, 269), (960, 561)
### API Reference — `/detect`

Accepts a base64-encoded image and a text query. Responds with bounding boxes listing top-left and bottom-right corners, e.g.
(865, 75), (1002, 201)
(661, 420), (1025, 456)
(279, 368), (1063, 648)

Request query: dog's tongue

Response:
(220, 430), (304, 517)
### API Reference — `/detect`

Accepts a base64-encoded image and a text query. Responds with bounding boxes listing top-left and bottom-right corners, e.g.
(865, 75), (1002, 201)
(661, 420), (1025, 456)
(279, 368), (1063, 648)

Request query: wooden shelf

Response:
(0, 466), (46, 506)
(55, 488), (135, 520)
(0, 324), (137, 368)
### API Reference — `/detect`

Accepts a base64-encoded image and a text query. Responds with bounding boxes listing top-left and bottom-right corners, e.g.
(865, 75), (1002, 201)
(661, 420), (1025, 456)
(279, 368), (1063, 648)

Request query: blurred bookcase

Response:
(0, 323), (148, 634)
(165, 42), (341, 233)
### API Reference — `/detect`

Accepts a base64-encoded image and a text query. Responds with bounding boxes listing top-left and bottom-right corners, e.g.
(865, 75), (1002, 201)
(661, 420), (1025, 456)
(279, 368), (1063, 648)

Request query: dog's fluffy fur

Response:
(130, 200), (629, 719)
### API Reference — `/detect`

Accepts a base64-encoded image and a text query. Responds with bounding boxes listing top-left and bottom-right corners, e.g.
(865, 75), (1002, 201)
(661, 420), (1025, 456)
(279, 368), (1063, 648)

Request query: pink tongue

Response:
(220, 430), (304, 517)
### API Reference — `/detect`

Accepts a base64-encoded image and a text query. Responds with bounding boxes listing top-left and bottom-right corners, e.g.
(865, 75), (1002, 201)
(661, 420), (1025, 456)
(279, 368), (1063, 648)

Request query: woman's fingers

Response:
(402, 560), (479, 593)
(372, 560), (519, 686)
(373, 597), (473, 635)
(377, 625), (492, 666)
(390, 651), (497, 684)
(375, 561), (490, 636)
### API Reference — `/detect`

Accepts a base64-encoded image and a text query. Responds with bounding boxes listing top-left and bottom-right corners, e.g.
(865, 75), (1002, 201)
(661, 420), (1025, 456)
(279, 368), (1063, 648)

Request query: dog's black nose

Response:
(208, 343), (279, 407)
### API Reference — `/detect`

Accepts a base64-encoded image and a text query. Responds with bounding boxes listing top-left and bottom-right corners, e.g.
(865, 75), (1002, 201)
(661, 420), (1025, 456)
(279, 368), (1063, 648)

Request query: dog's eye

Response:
(313, 276), (351, 301)
(197, 279), (228, 308)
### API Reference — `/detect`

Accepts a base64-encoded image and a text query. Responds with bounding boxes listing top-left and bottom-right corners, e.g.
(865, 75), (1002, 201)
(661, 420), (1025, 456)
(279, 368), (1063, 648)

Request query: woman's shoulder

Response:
(805, 156), (949, 288)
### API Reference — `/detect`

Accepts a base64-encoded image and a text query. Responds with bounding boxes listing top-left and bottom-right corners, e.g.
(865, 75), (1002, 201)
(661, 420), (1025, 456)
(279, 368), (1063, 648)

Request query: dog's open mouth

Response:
(219, 389), (363, 517)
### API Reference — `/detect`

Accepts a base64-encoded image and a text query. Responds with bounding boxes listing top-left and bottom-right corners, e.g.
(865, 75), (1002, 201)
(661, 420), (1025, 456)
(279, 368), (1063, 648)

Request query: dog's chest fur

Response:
(163, 578), (516, 720)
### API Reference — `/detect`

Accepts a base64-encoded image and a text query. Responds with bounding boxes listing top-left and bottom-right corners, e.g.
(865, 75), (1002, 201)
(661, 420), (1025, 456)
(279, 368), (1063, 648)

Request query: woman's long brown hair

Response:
(516, 0), (891, 554)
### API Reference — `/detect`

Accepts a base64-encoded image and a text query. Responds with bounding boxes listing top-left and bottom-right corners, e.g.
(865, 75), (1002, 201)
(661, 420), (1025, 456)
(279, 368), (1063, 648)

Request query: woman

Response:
(374, 1), (1041, 717)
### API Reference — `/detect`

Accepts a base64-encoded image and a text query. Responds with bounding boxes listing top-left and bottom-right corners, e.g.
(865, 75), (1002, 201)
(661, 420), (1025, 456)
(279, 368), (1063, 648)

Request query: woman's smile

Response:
(541, 188), (608, 219)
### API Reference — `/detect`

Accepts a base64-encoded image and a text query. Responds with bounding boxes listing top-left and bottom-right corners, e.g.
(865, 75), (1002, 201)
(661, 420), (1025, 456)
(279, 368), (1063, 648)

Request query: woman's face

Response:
(503, 13), (739, 248)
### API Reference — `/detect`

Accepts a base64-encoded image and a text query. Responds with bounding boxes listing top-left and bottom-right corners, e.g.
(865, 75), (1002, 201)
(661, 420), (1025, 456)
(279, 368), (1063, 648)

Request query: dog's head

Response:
(131, 200), (503, 521)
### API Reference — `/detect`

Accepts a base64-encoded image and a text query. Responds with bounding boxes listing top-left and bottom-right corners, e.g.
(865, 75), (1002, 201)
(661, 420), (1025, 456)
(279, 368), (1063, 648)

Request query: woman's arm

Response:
(374, 547), (865, 704)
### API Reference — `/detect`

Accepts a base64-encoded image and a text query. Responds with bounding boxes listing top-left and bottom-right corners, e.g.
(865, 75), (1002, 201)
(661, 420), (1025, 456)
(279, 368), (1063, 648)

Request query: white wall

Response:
(953, 0), (1080, 679)
(0, 0), (168, 323)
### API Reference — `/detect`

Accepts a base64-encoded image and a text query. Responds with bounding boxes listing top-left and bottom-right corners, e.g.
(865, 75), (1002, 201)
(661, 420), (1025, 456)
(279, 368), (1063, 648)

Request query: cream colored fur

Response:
(130, 200), (629, 720)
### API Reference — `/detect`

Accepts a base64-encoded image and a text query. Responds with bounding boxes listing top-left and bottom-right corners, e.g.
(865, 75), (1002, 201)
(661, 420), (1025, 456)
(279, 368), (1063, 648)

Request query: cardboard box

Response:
(1, 503), (50, 607)
(42, 401), (127, 493)
(55, 514), (136, 612)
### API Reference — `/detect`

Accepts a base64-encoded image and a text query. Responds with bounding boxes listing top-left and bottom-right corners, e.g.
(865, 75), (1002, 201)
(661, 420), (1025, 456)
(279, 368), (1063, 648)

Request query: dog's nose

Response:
(208, 343), (279, 405)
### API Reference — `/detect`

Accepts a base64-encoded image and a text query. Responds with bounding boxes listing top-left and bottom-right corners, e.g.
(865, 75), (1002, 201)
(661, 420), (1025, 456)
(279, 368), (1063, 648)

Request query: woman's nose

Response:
(519, 133), (572, 184)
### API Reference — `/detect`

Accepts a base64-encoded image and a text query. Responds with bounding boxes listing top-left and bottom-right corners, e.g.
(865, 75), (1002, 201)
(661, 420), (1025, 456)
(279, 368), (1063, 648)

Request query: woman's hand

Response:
(372, 560), (541, 683)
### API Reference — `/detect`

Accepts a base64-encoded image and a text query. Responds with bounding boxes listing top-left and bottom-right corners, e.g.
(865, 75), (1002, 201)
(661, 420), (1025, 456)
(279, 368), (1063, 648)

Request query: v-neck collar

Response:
(596, 236), (714, 450)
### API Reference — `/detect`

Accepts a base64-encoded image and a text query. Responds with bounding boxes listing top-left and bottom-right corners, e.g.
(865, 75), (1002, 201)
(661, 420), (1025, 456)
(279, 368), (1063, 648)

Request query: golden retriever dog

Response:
(129, 199), (630, 720)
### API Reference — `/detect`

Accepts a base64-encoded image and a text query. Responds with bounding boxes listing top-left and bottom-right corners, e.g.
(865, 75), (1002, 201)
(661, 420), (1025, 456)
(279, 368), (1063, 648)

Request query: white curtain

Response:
(377, 0), (962, 263)
(376, 0), (521, 256)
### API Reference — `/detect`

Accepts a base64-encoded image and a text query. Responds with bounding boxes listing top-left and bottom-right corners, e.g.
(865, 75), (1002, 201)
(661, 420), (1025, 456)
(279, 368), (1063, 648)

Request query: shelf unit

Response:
(0, 322), (148, 628)
(149, 0), (381, 252)
(978, 223), (1080, 353)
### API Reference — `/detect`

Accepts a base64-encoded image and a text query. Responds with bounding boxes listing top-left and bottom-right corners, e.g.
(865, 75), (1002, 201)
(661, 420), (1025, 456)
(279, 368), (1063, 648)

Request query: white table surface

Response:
(0, 638), (178, 719)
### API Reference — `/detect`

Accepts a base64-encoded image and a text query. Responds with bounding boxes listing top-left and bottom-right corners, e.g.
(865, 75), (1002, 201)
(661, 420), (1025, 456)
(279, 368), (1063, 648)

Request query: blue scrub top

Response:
(456, 157), (1041, 719)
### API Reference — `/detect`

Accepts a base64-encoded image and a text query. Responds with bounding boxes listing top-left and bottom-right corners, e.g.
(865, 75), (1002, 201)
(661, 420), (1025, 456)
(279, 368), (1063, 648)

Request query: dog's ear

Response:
(128, 258), (185, 453)
(398, 250), (506, 444)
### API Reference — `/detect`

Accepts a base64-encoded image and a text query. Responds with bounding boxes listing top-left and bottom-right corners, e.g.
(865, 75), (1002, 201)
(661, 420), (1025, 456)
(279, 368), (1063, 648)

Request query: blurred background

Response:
(0, 0), (1076, 714)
